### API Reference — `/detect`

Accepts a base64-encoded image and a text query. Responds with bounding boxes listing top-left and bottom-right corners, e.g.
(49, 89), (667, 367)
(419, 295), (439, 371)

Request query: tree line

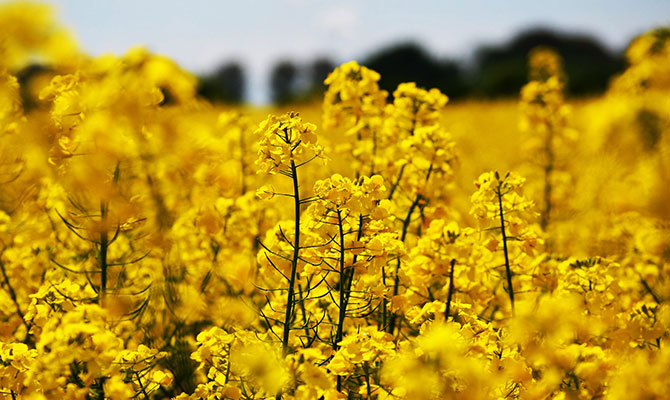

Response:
(189, 28), (625, 104)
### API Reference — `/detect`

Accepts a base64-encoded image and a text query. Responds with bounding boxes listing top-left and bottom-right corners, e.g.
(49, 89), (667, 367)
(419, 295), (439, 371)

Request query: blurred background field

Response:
(4, 0), (668, 255)
(0, 1), (670, 253)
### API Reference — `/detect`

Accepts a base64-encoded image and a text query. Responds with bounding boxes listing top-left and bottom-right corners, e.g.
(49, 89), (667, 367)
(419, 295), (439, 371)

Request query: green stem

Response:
(274, 159), (302, 400)
(297, 282), (311, 344)
(0, 261), (30, 333)
(335, 214), (364, 392)
(370, 130), (377, 176)
(445, 259), (456, 320)
(363, 363), (372, 399)
(380, 266), (387, 331)
(497, 185), (515, 312)
(541, 127), (554, 232)
(99, 202), (108, 305)
(387, 194), (421, 334)
(641, 277), (661, 304)
(282, 160), (301, 355)
(136, 371), (150, 400)
(225, 344), (231, 383)
(240, 122), (247, 194)
(335, 210), (346, 392)
(334, 211), (361, 392)
(335, 210), (347, 350)
(387, 164), (406, 201)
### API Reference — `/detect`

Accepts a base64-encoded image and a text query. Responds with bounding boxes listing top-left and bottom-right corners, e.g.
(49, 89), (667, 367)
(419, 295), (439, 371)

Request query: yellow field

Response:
(1, 3), (669, 400)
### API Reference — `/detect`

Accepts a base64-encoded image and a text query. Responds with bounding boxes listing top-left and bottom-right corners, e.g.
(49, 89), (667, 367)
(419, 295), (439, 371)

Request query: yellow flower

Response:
(255, 112), (324, 174)
(256, 184), (275, 200)
(323, 61), (387, 131)
(390, 82), (448, 132)
(152, 370), (173, 386)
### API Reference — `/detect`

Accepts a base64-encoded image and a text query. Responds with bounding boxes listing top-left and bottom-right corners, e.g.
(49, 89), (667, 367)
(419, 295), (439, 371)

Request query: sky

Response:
(38, 0), (670, 104)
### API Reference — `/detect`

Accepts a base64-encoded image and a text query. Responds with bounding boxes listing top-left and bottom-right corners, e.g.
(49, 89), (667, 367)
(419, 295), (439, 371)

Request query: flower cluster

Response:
(255, 111), (325, 174)
(322, 60), (387, 133)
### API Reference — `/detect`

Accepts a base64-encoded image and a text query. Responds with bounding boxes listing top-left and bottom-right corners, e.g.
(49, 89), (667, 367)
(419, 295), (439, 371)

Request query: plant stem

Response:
(641, 277), (661, 304)
(225, 344), (231, 383)
(335, 210), (347, 350)
(363, 363), (372, 399)
(387, 194), (421, 334)
(445, 259), (456, 320)
(0, 260), (30, 333)
(239, 122), (247, 194)
(281, 160), (301, 356)
(297, 282), (311, 343)
(275, 160), (302, 400)
(99, 201), (108, 305)
(370, 130), (377, 176)
(541, 127), (554, 232)
(334, 211), (361, 392)
(335, 210), (346, 392)
(136, 371), (150, 400)
(380, 266), (387, 331)
(387, 164), (406, 201)
(496, 184), (515, 312)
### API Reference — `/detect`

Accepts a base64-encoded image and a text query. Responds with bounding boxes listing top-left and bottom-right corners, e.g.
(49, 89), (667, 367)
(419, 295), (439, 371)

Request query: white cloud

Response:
(318, 5), (359, 40)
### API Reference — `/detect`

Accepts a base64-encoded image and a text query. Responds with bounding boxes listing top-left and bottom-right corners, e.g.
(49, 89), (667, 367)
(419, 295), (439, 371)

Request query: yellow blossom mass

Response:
(0, 2), (668, 400)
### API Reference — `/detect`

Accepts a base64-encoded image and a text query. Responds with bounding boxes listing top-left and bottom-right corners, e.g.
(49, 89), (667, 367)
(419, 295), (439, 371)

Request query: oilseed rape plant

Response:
(0, 2), (669, 399)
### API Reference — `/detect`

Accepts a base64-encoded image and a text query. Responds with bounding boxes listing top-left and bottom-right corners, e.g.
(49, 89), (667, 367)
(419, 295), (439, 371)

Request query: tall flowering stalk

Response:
(322, 61), (388, 177)
(381, 83), (454, 334)
(254, 112), (325, 357)
(309, 174), (400, 393)
(470, 171), (539, 313)
(520, 47), (574, 233)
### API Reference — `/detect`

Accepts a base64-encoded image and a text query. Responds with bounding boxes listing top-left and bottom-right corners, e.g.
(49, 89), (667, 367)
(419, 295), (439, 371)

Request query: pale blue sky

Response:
(38, 0), (670, 103)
